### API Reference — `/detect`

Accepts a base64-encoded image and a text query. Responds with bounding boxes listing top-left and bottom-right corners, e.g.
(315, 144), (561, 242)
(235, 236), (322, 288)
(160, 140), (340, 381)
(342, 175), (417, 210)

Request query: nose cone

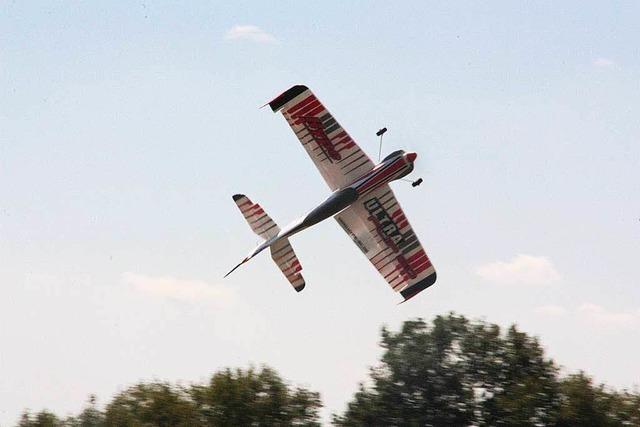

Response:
(406, 152), (417, 163)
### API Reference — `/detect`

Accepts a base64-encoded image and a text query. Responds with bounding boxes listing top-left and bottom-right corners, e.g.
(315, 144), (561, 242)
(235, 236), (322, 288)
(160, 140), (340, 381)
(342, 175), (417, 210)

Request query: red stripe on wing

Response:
(413, 258), (433, 275)
(286, 95), (317, 115)
(406, 249), (426, 264)
(291, 100), (322, 121)
(336, 141), (356, 152)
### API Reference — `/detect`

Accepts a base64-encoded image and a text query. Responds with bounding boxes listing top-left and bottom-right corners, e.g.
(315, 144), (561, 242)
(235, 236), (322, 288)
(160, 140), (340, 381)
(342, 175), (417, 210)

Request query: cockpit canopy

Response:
(382, 150), (405, 162)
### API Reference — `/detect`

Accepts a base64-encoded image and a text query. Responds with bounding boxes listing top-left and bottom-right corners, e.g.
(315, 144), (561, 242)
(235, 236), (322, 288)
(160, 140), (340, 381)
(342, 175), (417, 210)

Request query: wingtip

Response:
(268, 85), (309, 112)
(398, 272), (437, 304)
(294, 282), (306, 292)
(232, 194), (245, 202)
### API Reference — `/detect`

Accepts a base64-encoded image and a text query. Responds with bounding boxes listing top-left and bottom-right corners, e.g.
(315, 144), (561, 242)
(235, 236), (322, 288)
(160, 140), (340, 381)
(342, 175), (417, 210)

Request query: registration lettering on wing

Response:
(364, 197), (417, 279)
(364, 198), (405, 249)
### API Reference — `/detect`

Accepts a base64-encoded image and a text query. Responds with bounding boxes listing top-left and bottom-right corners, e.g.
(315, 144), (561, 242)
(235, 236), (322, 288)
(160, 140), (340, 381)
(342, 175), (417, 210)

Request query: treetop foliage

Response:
(333, 313), (640, 426)
(18, 366), (321, 427)
(17, 313), (640, 427)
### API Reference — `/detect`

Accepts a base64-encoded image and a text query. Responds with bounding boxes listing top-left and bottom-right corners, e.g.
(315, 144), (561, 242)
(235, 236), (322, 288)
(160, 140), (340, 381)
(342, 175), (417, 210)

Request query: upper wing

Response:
(268, 85), (375, 191)
(334, 184), (436, 301)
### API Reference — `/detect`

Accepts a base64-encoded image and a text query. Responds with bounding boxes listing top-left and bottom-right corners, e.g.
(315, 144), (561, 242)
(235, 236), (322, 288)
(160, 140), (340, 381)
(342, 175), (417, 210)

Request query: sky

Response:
(1, 1), (639, 424)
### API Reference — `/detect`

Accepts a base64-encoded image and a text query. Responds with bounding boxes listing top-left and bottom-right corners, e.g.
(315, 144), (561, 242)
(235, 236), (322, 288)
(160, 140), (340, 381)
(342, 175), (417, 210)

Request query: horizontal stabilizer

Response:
(227, 194), (304, 290)
(233, 194), (280, 240)
(270, 238), (305, 292)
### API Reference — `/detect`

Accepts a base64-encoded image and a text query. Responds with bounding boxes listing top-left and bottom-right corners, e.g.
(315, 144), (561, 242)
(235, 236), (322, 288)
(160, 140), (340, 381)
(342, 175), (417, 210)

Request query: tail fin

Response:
(270, 238), (305, 292)
(228, 195), (306, 292)
(233, 194), (280, 240)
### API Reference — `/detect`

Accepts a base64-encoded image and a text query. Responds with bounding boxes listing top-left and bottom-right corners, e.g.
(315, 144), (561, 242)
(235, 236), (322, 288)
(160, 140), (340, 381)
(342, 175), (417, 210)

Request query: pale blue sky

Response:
(1, 1), (639, 424)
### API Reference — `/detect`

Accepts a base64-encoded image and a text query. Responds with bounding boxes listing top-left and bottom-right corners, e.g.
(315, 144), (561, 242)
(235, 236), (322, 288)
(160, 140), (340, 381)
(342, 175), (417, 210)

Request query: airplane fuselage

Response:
(249, 150), (417, 258)
(349, 150), (416, 197)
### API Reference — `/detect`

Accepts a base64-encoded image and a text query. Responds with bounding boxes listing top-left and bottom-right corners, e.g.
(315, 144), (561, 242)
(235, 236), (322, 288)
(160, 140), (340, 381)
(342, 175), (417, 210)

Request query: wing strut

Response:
(376, 127), (387, 161)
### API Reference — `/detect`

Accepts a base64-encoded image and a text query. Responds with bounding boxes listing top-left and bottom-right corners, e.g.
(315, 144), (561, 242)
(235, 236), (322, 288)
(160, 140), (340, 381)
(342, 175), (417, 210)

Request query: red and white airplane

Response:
(226, 85), (436, 302)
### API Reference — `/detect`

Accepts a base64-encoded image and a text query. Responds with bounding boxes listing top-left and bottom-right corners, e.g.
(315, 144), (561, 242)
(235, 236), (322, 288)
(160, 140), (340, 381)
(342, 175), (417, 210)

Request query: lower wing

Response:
(334, 185), (436, 301)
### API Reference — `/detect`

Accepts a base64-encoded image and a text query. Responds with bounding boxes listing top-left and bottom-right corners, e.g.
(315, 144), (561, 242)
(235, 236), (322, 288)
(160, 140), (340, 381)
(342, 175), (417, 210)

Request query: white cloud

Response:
(578, 303), (640, 328)
(123, 273), (235, 305)
(476, 254), (561, 285)
(534, 303), (640, 329)
(534, 304), (568, 317)
(593, 57), (616, 68)
(224, 25), (277, 44)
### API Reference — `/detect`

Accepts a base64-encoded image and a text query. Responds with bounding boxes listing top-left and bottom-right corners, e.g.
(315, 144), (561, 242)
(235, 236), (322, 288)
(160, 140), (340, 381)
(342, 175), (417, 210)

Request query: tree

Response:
(15, 315), (640, 426)
(556, 372), (640, 427)
(104, 382), (198, 426)
(334, 313), (639, 427)
(17, 411), (61, 427)
(63, 395), (105, 427)
(15, 366), (321, 427)
(189, 366), (321, 426)
(334, 315), (476, 426)
(483, 325), (560, 426)
(556, 372), (607, 426)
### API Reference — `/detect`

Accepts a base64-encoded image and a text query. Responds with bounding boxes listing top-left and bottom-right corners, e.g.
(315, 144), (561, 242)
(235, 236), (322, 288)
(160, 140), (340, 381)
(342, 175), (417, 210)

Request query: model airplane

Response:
(226, 85), (436, 302)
